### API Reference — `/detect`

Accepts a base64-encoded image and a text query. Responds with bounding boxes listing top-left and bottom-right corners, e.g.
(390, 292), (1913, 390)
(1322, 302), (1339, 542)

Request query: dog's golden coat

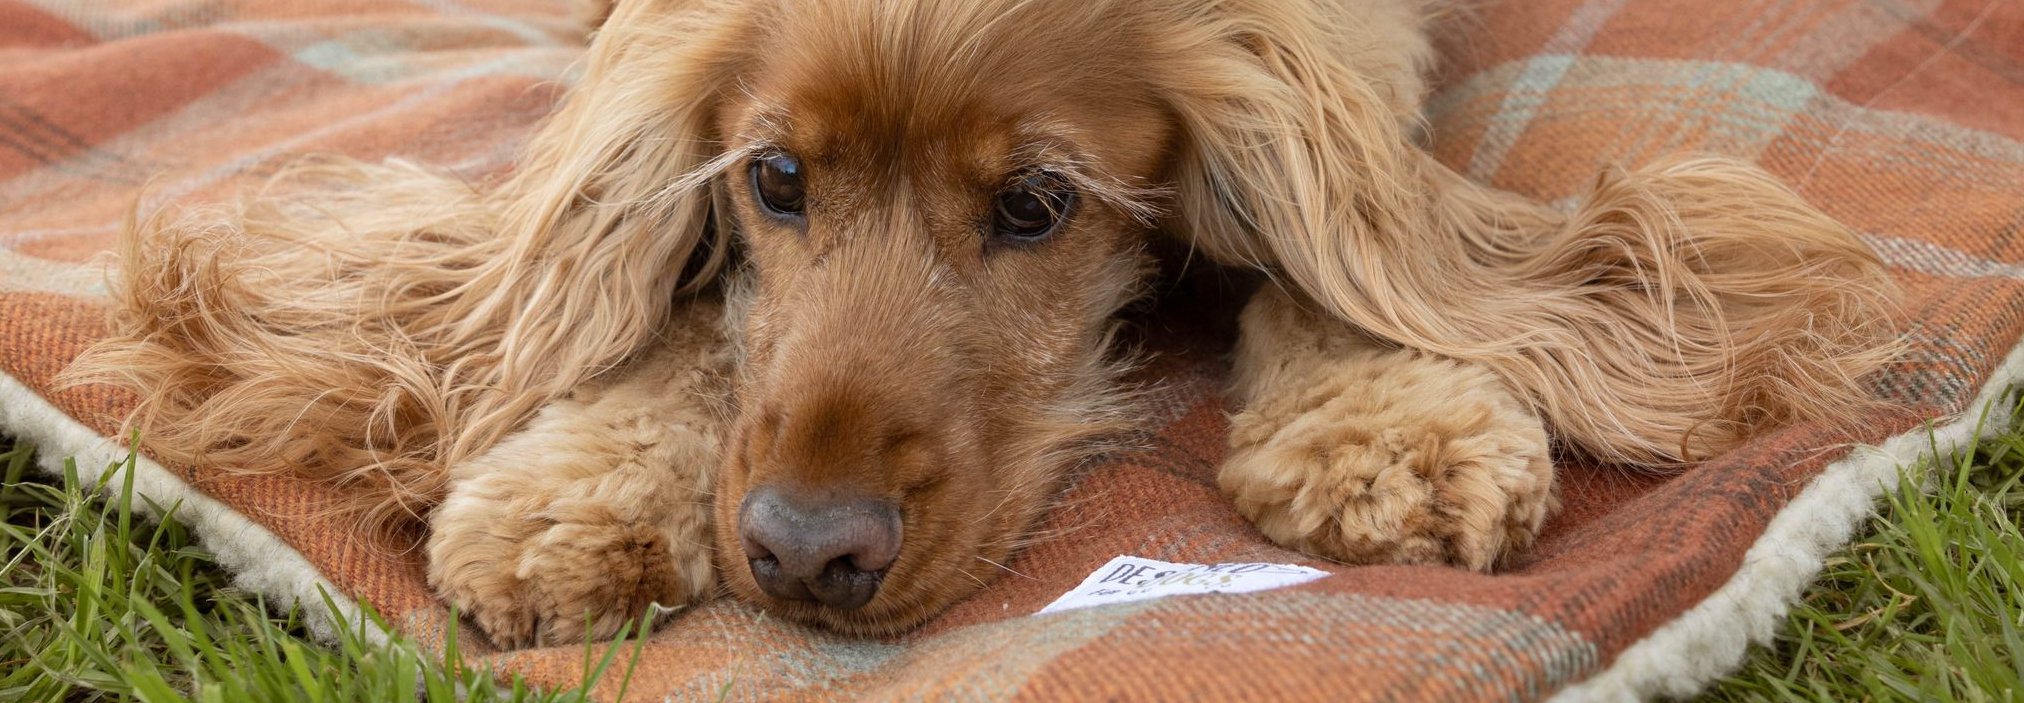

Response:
(72, 0), (1898, 645)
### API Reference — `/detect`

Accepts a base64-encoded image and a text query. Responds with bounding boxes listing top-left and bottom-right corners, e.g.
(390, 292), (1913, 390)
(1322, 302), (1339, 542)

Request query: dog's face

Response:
(701, 1), (1175, 633)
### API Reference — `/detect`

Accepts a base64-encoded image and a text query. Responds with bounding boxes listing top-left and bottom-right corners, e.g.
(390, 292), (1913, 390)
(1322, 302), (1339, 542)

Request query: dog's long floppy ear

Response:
(65, 0), (756, 527)
(1164, 0), (1900, 466)
(432, 0), (756, 463)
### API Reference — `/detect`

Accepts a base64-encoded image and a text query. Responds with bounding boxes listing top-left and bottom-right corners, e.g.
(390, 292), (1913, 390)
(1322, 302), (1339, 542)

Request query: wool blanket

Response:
(4, 0), (2023, 700)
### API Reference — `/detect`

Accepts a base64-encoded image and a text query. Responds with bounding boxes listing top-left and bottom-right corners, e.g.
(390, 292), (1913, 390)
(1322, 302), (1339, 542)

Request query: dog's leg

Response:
(427, 300), (731, 647)
(1221, 285), (1556, 571)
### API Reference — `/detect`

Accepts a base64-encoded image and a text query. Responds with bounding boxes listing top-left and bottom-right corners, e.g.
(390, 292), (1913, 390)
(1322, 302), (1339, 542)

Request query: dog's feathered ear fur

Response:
(1165, 0), (1901, 466)
(574, 0), (617, 31)
(68, 0), (751, 526)
(462, 0), (749, 465)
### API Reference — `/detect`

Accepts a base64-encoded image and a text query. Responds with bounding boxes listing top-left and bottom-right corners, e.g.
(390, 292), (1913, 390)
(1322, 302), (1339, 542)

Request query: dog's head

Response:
(495, 0), (1434, 633)
(702, 2), (1182, 632)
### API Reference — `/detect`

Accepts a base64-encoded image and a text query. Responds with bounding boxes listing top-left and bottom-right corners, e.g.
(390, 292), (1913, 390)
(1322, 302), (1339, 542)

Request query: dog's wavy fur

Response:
(70, 0), (1899, 643)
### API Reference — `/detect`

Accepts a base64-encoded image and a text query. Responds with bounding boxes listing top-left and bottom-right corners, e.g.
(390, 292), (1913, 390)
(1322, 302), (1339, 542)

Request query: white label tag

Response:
(1037, 556), (1330, 615)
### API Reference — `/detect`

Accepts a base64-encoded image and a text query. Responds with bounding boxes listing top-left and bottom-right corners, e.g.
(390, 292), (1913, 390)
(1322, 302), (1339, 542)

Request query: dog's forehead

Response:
(728, 0), (1169, 186)
(739, 100), (1072, 180)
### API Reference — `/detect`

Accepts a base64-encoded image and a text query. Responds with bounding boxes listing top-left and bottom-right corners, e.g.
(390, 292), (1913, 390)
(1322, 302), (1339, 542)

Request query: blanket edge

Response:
(1548, 339), (2024, 702)
(0, 371), (390, 647)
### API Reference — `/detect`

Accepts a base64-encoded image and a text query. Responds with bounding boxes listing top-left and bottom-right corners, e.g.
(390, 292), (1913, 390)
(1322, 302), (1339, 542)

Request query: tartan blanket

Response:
(4, 0), (2023, 700)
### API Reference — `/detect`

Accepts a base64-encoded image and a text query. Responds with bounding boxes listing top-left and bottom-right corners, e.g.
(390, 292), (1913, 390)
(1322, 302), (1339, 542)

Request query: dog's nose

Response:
(738, 487), (902, 611)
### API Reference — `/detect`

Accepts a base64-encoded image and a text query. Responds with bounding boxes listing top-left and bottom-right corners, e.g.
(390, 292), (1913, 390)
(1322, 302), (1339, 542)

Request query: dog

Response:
(73, 0), (1900, 646)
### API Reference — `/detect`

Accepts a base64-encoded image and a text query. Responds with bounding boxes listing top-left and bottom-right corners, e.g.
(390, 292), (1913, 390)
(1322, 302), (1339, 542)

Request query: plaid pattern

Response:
(3, 0), (2021, 699)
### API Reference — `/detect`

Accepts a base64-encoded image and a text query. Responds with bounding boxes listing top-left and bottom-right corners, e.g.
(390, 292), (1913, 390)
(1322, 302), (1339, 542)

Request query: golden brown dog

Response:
(74, 0), (1899, 646)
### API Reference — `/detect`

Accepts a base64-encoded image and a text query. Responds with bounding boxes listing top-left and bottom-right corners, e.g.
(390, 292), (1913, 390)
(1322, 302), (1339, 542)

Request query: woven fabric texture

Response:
(3, 0), (2021, 699)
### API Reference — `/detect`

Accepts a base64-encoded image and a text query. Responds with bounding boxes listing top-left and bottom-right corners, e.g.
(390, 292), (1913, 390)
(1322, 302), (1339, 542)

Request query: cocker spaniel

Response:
(75, 0), (1900, 646)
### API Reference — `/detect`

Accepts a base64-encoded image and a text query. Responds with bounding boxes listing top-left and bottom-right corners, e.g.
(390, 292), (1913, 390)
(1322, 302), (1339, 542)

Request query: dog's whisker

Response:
(975, 556), (1038, 581)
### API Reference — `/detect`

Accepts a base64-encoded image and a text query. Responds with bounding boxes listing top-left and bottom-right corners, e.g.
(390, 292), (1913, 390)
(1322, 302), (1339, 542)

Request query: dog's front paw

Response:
(429, 514), (707, 648)
(427, 470), (715, 648)
(1221, 341), (1555, 571)
(1222, 387), (1554, 570)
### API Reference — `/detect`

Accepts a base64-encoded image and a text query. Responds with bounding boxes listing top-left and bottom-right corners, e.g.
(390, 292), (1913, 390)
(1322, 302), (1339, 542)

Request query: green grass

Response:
(3, 399), (2021, 702)
(0, 438), (657, 703)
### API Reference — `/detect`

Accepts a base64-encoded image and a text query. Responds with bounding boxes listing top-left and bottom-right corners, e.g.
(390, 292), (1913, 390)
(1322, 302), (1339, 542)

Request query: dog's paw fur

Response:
(426, 338), (727, 648)
(429, 493), (707, 647)
(1222, 286), (1556, 571)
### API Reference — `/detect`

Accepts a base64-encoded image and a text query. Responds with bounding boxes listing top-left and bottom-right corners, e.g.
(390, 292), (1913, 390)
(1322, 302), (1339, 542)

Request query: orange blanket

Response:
(4, 0), (2022, 699)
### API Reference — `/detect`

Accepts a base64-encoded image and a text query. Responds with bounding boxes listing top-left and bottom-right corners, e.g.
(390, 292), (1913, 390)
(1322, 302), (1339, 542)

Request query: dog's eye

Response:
(993, 174), (1075, 242)
(751, 153), (806, 217)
